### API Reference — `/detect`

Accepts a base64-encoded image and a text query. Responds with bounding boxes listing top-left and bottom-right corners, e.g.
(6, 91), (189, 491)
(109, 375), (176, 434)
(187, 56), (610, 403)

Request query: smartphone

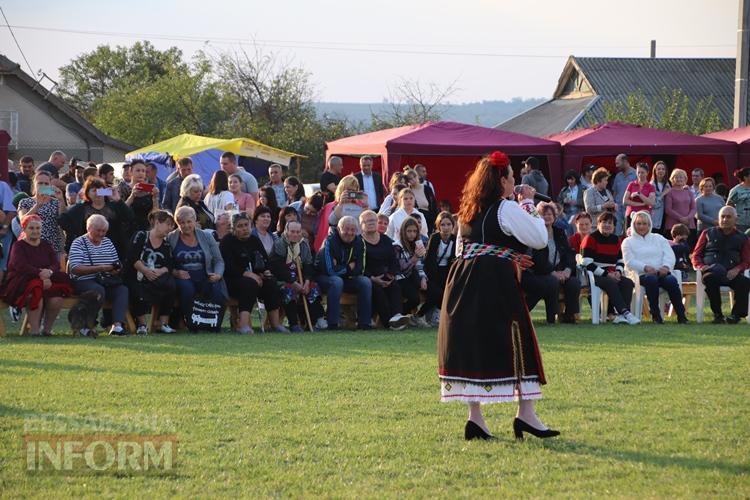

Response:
(96, 188), (113, 197)
(136, 183), (154, 193)
(415, 239), (425, 250)
(38, 186), (55, 196)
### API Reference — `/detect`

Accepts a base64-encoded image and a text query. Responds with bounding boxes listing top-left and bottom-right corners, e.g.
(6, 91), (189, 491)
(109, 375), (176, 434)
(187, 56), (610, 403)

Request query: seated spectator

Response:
(283, 176), (305, 207)
(378, 172), (407, 217)
(17, 171), (65, 256)
(269, 220), (325, 332)
(229, 173), (255, 219)
(623, 162), (656, 226)
(258, 186), (281, 230)
(167, 206), (227, 330)
(583, 167), (616, 222)
(204, 170), (236, 218)
(691, 206), (750, 323)
(622, 211), (688, 324)
(121, 160), (160, 232)
(569, 212), (592, 254)
(663, 168), (696, 243)
(328, 174), (367, 229)
(67, 214), (129, 336)
(581, 212), (639, 324)
(315, 216), (371, 330)
(553, 201), (575, 237)
(176, 174), (215, 230)
(220, 212), (287, 333)
(293, 191), (324, 242)
(276, 206), (300, 236)
(669, 224), (691, 280)
(58, 177), (134, 260)
(377, 213), (389, 235)
(359, 210), (410, 330)
(696, 177), (724, 233)
(0, 177), (19, 283)
(386, 188), (428, 244)
(394, 218), (429, 327)
(251, 206), (279, 255)
(557, 170), (585, 221)
(423, 211), (456, 326)
(523, 203), (581, 324)
(404, 167), (437, 227)
(0, 215), (72, 335)
(124, 210), (177, 335)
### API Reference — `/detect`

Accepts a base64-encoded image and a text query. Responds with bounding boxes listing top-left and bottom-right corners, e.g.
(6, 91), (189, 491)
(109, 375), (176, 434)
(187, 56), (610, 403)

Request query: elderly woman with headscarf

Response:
(269, 219), (325, 332)
(0, 215), (72, 335)
(67, 214), (129, 336)
(219, 212), (288, 334)
(622, 210), (688, 324)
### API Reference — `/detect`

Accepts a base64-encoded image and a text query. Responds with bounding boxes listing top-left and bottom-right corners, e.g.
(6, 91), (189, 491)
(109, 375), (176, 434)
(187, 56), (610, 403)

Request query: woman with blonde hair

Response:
(328, 174), (368, 228)
(663, 168), (696, 239)
(386, 188), (428, 244)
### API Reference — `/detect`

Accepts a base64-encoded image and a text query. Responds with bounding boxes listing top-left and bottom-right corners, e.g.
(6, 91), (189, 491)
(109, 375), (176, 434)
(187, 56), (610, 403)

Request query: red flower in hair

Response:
(488, 151), (510, 167)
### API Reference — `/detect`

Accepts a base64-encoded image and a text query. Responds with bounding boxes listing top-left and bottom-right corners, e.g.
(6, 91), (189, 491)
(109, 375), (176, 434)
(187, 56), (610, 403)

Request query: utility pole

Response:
(735, 0), (750, 128)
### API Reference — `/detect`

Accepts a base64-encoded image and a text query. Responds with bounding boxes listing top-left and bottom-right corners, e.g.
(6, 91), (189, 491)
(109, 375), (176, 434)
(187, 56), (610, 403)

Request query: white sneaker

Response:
(136, 325), (148, 335)
(623, 311), (640, 325)
(612, 314), (629, 324)
(315, 317), (328, 330)
(410, 315), (431, 328)
(388, 314), (410, 330)
(9, 306), (21, 322)
(109, 325), (126, 336)
(158, 324), (176, 334)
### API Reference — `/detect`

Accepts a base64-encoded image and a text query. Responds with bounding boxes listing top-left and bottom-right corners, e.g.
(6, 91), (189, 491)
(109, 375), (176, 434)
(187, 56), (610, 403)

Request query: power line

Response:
(0, 11), (36, 75)
(0, 24), (735, 59)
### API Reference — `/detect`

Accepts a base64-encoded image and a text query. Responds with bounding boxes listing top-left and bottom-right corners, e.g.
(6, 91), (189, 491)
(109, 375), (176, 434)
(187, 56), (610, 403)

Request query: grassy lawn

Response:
(1, 309), (749, 498)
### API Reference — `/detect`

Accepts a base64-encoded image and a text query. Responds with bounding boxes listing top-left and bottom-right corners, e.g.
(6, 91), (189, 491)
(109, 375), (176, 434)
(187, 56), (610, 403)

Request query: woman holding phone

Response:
(18, 171), (65, 255)
(394, 217), (430, 327)
(123, 159), (159, 231)
(58, 177), (134, 260)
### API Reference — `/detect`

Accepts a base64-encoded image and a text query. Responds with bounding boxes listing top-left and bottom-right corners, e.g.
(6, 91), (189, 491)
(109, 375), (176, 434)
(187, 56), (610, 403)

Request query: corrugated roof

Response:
(496, 96), (597, 137)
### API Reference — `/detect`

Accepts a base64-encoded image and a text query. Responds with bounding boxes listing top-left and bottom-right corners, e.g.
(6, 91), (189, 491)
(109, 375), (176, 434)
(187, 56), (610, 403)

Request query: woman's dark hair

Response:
(650, 161), (670, 184)
(597, 212), (616, 224)
(284, 176), (304, 202)
(399, 217), (420, 254)
(148, 209), (174, 228)
(82, 177), (106, 202)
(207, 170), (229, 195)
(259, 186), (278, 210)
(635, 161), (650, 173)
(735, 167), (750, 182)
(564, 169), (579, 183)
(277, 206), (300, 233)
(573, 212), (592, 223)
(716, 183), (729, 198)
(306, 191), (325, 212)
(253, 205), (272, 224)
(457, 156), (509, 225)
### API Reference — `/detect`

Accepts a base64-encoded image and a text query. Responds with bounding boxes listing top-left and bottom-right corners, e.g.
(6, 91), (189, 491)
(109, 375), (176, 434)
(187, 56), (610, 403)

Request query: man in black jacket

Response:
(354, 156), (384, 210)
(522, 204), (581, 323)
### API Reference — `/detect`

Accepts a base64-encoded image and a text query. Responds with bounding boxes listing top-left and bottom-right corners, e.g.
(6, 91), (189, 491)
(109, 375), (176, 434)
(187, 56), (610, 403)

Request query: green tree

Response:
(370, 79), (457, 130)
(57, 41), (186, 118)
(602, 88), (725, 135)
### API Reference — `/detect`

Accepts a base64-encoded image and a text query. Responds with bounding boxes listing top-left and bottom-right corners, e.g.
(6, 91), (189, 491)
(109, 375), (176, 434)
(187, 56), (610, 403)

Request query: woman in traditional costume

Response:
(437, 151), (560, 441)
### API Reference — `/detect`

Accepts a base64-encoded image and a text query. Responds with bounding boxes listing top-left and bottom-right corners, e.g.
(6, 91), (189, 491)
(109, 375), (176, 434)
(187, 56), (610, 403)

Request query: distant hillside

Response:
(313, 98), (547, 128)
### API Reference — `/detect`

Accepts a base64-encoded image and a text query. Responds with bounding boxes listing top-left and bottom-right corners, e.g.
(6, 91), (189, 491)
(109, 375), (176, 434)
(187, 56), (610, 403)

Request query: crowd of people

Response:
(0, 149), (748, 336)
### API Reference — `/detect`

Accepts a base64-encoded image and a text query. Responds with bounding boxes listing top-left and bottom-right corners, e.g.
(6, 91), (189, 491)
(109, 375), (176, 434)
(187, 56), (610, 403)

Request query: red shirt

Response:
(625, 180), (656, 216)
(569, 233), (584, 254)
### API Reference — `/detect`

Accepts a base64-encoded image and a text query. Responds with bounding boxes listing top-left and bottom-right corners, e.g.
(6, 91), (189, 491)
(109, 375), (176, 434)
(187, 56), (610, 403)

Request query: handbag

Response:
(83, 239), (123, 288)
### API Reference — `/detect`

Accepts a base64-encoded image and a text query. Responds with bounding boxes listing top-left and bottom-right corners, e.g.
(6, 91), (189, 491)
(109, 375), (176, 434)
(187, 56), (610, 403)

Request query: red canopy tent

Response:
(548, 122), (738, 186)
(325, 121), (562, 210)
(703, 126), (750, 172)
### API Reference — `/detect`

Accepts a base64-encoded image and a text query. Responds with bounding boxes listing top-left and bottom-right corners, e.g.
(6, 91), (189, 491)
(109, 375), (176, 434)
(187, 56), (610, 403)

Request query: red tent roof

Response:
(548, 122), (734, 153)
(327, 121), (561, 154)
(703, 126), (750, 144)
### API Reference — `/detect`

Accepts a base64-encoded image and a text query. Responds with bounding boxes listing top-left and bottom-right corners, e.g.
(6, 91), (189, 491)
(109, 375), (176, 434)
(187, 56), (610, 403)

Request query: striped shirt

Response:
(68, 235), (118, 281)
(580, 230), (624, 276)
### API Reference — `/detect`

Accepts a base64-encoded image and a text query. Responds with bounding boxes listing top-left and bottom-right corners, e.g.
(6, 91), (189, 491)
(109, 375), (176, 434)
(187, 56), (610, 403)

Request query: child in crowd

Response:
(569, 212), (592, 254)
(394, 218), (429, 328)
(438, 200), (453, 214)
(669, 223), (691, 280)
(377, 214), (389, 235)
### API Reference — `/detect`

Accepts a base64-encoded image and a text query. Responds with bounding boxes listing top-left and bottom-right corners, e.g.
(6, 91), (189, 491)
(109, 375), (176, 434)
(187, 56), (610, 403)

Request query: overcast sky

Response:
(0, 0), (739, 103)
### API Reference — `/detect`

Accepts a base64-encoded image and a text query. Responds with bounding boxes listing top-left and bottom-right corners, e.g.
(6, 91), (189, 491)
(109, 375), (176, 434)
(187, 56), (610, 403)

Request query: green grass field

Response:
(1, 311), (749, 498)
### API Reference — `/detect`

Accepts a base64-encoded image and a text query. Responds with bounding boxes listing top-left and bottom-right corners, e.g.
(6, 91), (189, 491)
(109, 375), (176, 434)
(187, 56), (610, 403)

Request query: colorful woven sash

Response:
(461, 242), (518, 261)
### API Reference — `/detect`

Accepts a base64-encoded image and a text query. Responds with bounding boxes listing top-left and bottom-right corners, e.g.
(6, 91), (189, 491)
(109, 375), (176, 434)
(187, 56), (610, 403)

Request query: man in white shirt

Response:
(220, 152), (259, 198)
(354, 156), (383, 210)
(265, 163), (287, 207)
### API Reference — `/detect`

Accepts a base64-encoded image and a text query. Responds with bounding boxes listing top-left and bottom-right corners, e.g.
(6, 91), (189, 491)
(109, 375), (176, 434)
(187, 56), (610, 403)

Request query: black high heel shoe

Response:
(464, 420), (495, 440)
(513, 418), (560, 440)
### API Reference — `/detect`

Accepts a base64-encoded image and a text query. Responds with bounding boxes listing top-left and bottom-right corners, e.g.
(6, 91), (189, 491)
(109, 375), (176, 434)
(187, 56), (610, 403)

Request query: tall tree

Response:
(370, 79), (458, 130)
(57, 41), (186, 117)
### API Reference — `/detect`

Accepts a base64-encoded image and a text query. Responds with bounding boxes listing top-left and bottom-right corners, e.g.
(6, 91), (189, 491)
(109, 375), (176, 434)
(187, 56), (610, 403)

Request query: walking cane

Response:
(295, 256), (314, 332)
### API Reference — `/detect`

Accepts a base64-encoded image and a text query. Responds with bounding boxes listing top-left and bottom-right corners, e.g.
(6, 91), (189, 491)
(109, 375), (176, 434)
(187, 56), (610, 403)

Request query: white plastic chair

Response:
(695, 269), (750, 324)
(586, 270), (609, 325)
(628, 269), (682, 321)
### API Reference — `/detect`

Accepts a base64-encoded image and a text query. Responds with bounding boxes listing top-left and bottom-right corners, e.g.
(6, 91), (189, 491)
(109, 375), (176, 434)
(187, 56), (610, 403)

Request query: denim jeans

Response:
(639, 273), (685, 320)
(317, 274), (372, 328)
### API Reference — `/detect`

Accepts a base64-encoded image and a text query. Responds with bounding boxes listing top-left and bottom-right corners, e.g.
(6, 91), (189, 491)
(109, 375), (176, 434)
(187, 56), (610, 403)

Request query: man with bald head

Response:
(320, 156), (343, 203)
(692, 206), (750, 323)
(36, 150), (68, 190)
